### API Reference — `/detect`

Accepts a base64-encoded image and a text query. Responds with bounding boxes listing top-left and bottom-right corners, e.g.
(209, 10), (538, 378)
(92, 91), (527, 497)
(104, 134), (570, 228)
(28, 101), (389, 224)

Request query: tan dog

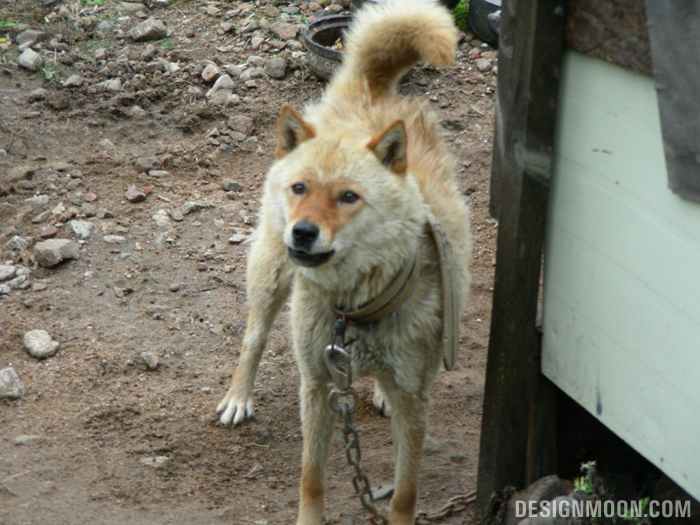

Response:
(217, 1), (471, 523)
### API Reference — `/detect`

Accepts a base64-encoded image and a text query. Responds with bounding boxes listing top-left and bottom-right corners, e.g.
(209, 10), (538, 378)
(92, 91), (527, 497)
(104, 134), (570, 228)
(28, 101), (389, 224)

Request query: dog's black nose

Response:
(291, 221), (319, 251)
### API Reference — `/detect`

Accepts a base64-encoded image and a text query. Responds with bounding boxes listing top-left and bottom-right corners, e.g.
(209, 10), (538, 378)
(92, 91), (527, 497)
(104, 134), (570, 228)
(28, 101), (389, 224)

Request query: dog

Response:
(216, 1), (471, 523)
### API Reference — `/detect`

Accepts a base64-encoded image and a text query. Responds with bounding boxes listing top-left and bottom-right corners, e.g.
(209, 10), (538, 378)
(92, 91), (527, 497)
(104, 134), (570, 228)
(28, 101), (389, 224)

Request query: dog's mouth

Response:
(288, 247), (335, 267)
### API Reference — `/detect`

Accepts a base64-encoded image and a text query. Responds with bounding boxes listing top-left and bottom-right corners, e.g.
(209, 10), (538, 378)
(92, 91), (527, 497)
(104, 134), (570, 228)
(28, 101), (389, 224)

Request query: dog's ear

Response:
(367, 120), (408, 175)
(276, 105), (315, 159)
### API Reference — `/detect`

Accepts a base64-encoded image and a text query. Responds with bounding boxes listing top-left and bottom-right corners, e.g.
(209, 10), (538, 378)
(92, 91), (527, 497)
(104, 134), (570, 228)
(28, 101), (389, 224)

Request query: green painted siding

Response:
(542, 51), (700, 499)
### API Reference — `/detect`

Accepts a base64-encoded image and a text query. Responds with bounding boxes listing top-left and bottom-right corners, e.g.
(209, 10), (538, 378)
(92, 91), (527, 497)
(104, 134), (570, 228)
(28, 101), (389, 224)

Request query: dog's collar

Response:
(330, 212), (460, 371)
(331, 248), (422, 326)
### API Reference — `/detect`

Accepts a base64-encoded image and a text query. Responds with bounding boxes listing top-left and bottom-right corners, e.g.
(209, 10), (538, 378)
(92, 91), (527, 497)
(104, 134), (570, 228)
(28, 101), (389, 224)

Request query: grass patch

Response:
(453, 0), (470, 33)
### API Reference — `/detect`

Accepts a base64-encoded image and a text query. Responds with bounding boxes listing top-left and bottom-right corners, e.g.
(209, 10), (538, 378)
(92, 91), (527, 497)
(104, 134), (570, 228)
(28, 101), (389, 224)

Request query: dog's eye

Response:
(339, 191), (360, 204)
(291, 183), (306, 195)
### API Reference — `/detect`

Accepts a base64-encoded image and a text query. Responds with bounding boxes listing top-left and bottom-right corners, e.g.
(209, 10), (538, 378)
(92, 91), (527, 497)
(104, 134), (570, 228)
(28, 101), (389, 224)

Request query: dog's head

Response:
(266, 104), (423, 276)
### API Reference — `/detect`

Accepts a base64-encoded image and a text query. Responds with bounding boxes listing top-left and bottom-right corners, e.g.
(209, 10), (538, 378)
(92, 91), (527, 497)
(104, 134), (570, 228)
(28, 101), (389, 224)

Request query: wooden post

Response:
(477, 0), (567, 511)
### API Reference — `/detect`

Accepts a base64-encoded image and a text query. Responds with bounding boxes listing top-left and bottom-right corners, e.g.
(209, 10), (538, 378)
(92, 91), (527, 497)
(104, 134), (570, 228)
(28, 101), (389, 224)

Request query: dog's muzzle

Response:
(288, 221), (335, 267)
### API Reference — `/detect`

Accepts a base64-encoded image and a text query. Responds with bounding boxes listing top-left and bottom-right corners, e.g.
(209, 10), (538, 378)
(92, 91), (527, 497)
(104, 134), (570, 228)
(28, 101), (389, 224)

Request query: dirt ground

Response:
(0, 1), (498, 523)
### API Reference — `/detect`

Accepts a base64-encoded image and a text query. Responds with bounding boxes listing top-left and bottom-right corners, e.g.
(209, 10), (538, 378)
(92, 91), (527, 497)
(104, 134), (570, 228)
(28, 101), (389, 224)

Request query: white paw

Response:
(216, 393), (255, 426)
(372, 387), (392, 418)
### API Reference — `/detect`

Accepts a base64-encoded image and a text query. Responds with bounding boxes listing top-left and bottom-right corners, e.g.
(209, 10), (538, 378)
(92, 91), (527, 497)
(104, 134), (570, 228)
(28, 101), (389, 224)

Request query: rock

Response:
(0, 284), (10, 295)
(201, 63), (221, 83)
(149, 170), (170, 178)
(228, 232), (248, 245)
(16, 30), (49, 46)
(240, 67), (265, 82)
(205, 74), (234, 100)
(0, 264), (17, 282)
(423, 435), (444, 455)
(228, 115), (254, 135)
(135, 156), (159, 173)
(181, 200), (215, 215)
(140, 44), (157, 61)
(125, 185), (147, 203)
(6, 235), (28, 251)
(140, 456), (170, 468)
(371, 484), (394, 501)
(152, 209), (171, 227)
(96, 78), (122, 93)
(270, 21), (300, 40)
(96, 20), (113, 33)
(251, 36), (264, 50)
(13, 434), (46, 446)
(129, 19), (168, 42)
(119, 2), (146, 13)
(168, 282), (180, 292)
(27, 88), (48, 102)
(103, 235), (126, 244)
(254, 427), (269, 445)
(505, 475), (572, 525)
(70, 220), (93, 240)
(39, 225), (58, 239)
(8, 274), (28, 289)
(140, 351), (159, 370)
(33, 238), (80, 267)
(24, 194), (50, 209)
(18, 48), (44, 72)
(62, 75), (85, 88)
(24, 329), (60, 359)
(266, 57), (286, 79)
(99, 138), (116, 150)
(221, 179), (244, 192)
(475, 58), (492, 72)
(0, 367), (24, 399)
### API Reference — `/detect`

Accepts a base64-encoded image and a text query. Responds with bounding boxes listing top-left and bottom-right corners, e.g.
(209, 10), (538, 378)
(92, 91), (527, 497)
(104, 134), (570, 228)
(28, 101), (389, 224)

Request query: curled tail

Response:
(328, 0), (459, 99)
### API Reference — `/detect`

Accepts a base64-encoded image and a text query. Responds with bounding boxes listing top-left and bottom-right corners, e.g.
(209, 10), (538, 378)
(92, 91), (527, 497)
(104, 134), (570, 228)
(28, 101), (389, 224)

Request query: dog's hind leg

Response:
(372, 378), (393, 418)
(217, 220), (292, 426)
(297, 382), (335, 525)
(386, 388), (430, 525)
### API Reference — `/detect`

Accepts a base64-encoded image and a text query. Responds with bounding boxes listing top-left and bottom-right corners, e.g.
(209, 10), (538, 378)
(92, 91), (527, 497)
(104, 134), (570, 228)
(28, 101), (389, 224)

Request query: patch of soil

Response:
(0, 1), (498, 523)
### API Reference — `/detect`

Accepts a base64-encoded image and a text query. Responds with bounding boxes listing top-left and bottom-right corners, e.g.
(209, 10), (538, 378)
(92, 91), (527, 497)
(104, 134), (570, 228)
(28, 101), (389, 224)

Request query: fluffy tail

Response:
(328, 0), (459, 99)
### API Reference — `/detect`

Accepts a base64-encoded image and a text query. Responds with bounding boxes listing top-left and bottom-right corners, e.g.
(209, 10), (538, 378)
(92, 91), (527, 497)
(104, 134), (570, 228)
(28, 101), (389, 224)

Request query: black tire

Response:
(468, 0), (500, 44)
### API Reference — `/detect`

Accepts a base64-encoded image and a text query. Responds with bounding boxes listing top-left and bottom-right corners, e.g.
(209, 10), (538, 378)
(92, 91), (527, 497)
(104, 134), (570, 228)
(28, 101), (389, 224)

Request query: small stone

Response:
(0, 367), (24, 399)
(99, 138), (116, 150)
(370, 484), (394, 501)
(25, 194), (50, 209)
(8, 274), (27, 289)
(169, 209), (184, 222)
(103, 235), (126, 244)
(96, 78), (122, 93)
(0, 284), (10, 295)
(129, 18), (168, 42)
(140, 456), (170, 468)
(24, 329), (60, 359)
(152, 209), (171, 227)
(148, 170), (170, 178)
(181, 200), (215, 215)
(228, 233), (247, 245)
(125, 185), (147, 203)
(254, 428), (269, 445)
(13, 434), (46, 446)
(32, 283), (48, 292)
(423, 435), (444, 455)
(6, 235), (28, 251)
(96, 20), (113, 33)
(140, 44), (157, 61)
(475, 58), (492, 72)
(201, 63), (221, 83)
(266, 57), (286, 79)
(62, 75), (85, 88)
(27, 88), (48, 103)
(19, 48), (44, 72)
(16, 30), (49, 46)
(168, 282), (180, 293)
(206, 5), (220, 16)
(135, 156), (159, 173)
(251, 36), (264, 50)
(140, 351), (159, 370)
(221, 179), (244, 192)
(70, 220), (93, 240)
(119, 1), (146, 12)
(228, 115), (254, 135)
(270, 21), (299, 41)
(205, 74), (234, 100)
(33, 238), (80, 267)
(0, 265), (17, 282)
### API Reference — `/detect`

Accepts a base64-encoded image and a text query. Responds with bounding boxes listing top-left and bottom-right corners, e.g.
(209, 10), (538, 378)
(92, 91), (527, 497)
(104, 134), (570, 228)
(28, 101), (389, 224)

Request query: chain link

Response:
(416, 491), (477, 523)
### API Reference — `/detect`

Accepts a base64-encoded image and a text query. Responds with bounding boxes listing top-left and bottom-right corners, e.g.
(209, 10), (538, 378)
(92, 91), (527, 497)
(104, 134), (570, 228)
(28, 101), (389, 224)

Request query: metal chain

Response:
(416, 491), (477, 523)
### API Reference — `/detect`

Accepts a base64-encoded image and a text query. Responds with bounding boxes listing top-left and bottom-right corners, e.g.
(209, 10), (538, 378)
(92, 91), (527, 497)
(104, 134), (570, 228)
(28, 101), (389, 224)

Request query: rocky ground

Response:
(0, 0), (498, 523)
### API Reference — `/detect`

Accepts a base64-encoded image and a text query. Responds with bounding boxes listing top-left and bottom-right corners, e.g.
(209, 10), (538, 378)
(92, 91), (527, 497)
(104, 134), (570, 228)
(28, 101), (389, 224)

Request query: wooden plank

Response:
(645, 1), (700, 203)
(542, 51), (700, 501)
(478, 0), (566, 509)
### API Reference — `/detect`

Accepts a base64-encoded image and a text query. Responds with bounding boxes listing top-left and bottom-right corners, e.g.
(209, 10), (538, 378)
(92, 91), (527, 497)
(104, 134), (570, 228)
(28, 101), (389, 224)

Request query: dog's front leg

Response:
(387, 390), (430, 525)
(297, 383), (335, 525)
(217, 220), (292, 426)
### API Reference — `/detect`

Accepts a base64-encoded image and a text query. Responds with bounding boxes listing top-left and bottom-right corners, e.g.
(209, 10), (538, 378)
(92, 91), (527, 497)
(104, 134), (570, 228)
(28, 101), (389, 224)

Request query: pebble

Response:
(140, 351), (159, 370)
(266, 57), (286, 79)
(228, 115), (254, 135)
(125, 185), (147, 203)
(270, 21), (299, 41)
(152, 209), (171, 227)
(140, 456), (170, 468)
(228, 233), (248, 245)
(181, 200), (215, 216)
(129, 18), (168, 42)
(24, 329), (60, 359)
(474, 58), (492, 72)
(0, 264), (17, 282)
(221, 178), (244, 192)
(205, 74), (234, 104)
(0, 284), (10, 295)
(149, 170), (170, 178)
(25, 194), (50, 208)
(62, 75), (85, 88)
(27, 88), (48, 103)
(34, 238), (80, 267)
(16, 30), (48, 46)
(13, 434), (46, 446)
(18, 48), (44, 72)
(5, 236), (28, 251)
(103, 235), (126, 244)
(168, 282), (180, 292)
(0, 367), (24, 399)
(96, 78), (122, 93)
(135, 156), (159, 172)
(201, 63), (221, 83)
(70, 220), (94, 240)
(99, 138), (116, 150)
